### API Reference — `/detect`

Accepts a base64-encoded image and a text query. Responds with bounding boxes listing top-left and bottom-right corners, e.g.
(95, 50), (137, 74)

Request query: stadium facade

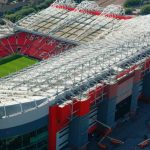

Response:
(0, 0), (150, 150)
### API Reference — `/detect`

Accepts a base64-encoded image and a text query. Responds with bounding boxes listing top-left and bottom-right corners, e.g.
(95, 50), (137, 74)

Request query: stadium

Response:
(0, 0), (150, 149)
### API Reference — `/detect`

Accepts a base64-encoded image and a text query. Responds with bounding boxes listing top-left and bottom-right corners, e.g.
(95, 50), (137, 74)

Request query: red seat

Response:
(0, 32), (73, 60)
(7, 35), (18, 53)
(0, 39), (12, 55)
(16, 32), (27, 46)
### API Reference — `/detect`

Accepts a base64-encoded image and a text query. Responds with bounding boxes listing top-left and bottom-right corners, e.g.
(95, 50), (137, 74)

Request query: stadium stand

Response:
(0, 32), (74, 60)
(1, 0), (150, 150)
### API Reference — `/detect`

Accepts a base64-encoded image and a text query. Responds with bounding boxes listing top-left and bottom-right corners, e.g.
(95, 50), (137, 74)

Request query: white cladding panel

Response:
(117, 77), (133, 103)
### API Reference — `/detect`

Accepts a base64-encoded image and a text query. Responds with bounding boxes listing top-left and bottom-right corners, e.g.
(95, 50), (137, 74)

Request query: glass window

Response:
(0, 125), (48, 150)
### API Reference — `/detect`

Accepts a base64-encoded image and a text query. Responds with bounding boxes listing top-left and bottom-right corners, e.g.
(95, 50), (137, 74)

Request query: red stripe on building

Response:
(116, 65), (138, 79)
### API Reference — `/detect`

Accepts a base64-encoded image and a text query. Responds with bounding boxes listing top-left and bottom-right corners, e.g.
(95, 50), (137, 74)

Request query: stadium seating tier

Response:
(0, 32), (73, 60)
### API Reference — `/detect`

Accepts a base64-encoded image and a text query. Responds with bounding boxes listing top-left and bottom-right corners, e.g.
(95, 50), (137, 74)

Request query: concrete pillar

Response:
(69, 99), (90, 150)
(130, 82), (141, 111)
(97, 83), (117, 127)
(130, 69), (142, 112)
(69, 115), (89, 149)
(97, 97), (116, 127)
(143, 72), (150, 98)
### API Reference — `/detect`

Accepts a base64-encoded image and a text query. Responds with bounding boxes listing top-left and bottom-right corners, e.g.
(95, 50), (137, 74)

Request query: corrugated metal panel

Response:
(56, 126), (69, 150)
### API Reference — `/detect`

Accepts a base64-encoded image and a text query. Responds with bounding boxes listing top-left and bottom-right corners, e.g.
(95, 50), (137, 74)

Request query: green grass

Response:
(0, 55), (38, 78)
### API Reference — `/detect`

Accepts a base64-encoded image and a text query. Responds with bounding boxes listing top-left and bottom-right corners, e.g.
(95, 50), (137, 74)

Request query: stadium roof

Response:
(15, 0), (128, 44)
(0, 11), (150, 117)
(0, 24), (14, 38)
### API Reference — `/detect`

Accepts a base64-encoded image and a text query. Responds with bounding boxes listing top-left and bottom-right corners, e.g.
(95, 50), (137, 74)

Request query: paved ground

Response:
(88, 102), (150, 150)
(110, 102), (150, 150)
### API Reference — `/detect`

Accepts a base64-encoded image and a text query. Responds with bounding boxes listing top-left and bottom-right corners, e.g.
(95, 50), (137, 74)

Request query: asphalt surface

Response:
(88, 102), (150, 150)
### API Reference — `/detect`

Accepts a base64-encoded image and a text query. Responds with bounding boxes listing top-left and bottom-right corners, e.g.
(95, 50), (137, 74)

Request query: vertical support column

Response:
(142, 71), (150, 101)
(48, 103), (71, 150)
(69, 99), (90, 150)
(130, 69), (142, 112)
(142, 58), (150, 102)
(48, 105), (58, 150)
(97, 83), (117, 127)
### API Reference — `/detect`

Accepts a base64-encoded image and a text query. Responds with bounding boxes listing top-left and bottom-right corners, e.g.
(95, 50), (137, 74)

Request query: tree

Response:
(5, 7), (36, 22)
(36, 2), (48, 10)
(45, 0), (53, 5)
(141, 4), (150, 14)
(124, 0), (141, 7)
(5, 14), (16, 22)
(4, 0), (54, 22)
(125, 8), (133, 14)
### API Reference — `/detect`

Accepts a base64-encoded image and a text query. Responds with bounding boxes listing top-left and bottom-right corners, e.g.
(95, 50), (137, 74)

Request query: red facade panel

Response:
(134, 69), (142, 83)
(48, 104), (72, 150)
(48, 105), (58, 150)
(73, 99), (90, 117)
(144, 57), (150, 70)
(88, 85), (104, 104)
(77, 99), (90, 117)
